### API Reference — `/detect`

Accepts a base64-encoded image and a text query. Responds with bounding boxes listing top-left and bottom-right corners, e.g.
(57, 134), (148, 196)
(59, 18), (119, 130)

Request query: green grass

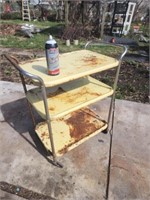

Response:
(85, 45), (122, 58)
(3, 68), (12, 76)
(0, 19), (62, 28)
(1, 34), (48, 49)
(0, 34), (84, 52)
(0, 19), (123, 56)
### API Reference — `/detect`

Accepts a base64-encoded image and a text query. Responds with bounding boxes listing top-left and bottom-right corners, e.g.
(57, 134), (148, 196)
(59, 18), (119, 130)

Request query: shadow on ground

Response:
(1, 98), (55, 163)
(40, 24), (64, 38)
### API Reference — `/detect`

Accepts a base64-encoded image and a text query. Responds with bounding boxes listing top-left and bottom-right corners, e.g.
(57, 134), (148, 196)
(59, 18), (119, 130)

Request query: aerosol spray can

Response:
(45, 35), (59, 75)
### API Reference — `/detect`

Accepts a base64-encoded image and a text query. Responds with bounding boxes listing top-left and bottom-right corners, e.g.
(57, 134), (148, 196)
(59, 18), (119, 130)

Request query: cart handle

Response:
(85, 40), (128, 61)
(85, 40), (128, 133)
(3, 54), (44, 86)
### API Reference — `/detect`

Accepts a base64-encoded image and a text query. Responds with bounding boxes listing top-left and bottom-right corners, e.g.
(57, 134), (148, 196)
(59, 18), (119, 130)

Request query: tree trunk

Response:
(100, 2), (107, 39)
(133, 0), (144, 21)
(65, 1), (69, 28)
(97, 1), (101, 29)
(81, 1), (87, 25)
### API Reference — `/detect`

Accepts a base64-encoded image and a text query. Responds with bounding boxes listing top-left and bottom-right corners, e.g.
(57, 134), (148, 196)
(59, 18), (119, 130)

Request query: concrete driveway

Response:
(0, 81), (150, 200)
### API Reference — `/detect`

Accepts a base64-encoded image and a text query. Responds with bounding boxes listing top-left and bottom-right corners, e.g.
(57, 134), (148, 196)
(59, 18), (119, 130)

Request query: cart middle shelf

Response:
(26, 76), (113, 120)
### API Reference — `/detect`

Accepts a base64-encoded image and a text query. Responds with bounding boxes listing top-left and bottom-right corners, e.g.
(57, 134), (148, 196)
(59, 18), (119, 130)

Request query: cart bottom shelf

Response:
(35, 107), (107, 156)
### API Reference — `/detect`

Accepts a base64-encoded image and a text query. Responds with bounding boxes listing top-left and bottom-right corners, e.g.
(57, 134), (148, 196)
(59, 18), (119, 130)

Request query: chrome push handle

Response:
(85, 40), (128, 61)
(3, 54), (44, 86)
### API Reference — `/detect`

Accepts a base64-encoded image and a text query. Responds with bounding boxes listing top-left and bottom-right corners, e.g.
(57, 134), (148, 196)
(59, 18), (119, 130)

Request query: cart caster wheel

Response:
(102, 128), (108, 134)
(53, 160), (63, 168)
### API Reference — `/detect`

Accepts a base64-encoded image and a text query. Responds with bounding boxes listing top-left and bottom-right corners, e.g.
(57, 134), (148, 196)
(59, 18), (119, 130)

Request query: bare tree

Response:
(133, 0), (144, 21)
(65, 0), (69, 27)
(100, 1), (107, 39)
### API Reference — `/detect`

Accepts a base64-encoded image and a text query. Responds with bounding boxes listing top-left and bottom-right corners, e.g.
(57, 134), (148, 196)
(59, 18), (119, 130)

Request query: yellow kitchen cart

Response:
(4, 41), (127, 167)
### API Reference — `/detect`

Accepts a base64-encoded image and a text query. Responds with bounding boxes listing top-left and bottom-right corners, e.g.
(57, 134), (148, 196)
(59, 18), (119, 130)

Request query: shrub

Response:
(1, 12), (21, 20)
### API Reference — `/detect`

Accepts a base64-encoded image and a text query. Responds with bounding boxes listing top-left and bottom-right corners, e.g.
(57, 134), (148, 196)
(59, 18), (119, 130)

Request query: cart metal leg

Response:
(85, 41), (127, 199)
(20, 74), (37, 127)
(85, 41), (128, 134)
(41, 86), (63, 168)
(106, 65), (120, 133)
(3, 54), (63, 167)
(21, 74), (60, 166)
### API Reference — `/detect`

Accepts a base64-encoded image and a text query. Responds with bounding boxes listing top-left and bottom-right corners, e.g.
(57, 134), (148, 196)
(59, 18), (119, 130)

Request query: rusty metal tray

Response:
(35, 107), (107, 156)
(26, 76), (113, 120)
(19, 50), (119, 87)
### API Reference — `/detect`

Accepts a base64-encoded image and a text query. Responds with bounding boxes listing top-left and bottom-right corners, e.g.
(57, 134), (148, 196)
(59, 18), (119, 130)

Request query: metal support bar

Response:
(107, 45), (127, 132)
(20, 71), (36, 128)
(3, 54), (61, 166)
(85, 41), (128, 132)
(41, 86), (56, 160)
(41, 86), (63, 167)
(85, 41), (127, 200)
(105, 102), (115, 199)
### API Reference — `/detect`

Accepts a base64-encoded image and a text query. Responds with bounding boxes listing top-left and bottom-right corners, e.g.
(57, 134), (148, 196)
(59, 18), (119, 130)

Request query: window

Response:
(129, 4), (134, 14)
(125, 25), (129, 31)
(127, 15), (131, 22)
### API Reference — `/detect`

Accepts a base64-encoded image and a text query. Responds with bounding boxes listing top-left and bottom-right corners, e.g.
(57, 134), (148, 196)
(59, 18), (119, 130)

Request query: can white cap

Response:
(46, 35), (56, 45)
(49, 35), (53, 40)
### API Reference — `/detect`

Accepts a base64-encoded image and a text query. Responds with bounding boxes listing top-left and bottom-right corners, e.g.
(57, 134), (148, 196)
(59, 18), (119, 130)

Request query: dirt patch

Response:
(0, 24), (21, 36)
(93, 60), (149, 103)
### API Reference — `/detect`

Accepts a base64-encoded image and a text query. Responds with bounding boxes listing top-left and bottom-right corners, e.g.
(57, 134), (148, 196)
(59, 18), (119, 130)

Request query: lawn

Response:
(0, 19), (149, 103)
(0, 20), (121, 56)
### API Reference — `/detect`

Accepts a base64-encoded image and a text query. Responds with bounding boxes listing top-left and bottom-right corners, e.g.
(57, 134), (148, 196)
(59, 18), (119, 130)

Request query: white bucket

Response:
(66, 40), (70, 46)
(74, 39), (79, 46)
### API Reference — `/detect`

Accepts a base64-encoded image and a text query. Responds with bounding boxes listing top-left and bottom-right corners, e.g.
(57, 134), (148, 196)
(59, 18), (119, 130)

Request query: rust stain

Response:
(64, 87), (86, 103)
(65, 88), (101, 104)
(82, 56), (101, 66)
(59, 108), (104, 155)
(66, 110), (96, 140)
(66, 108), (103, 141)
(58, 140), (77, 155)
(48, 86), (101, 106)
(49, 107), (55, 111)
(58, 145), (68, 155)
(46, 86), (101, 113)
(41, 132), (46, 138)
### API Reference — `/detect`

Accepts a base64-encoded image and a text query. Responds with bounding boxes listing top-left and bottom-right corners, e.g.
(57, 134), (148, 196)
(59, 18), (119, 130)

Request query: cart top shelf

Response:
(19, 49), (119, 87)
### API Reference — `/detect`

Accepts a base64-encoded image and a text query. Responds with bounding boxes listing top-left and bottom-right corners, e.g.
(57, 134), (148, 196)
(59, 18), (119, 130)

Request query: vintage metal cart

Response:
(4, 41), (127, 167)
